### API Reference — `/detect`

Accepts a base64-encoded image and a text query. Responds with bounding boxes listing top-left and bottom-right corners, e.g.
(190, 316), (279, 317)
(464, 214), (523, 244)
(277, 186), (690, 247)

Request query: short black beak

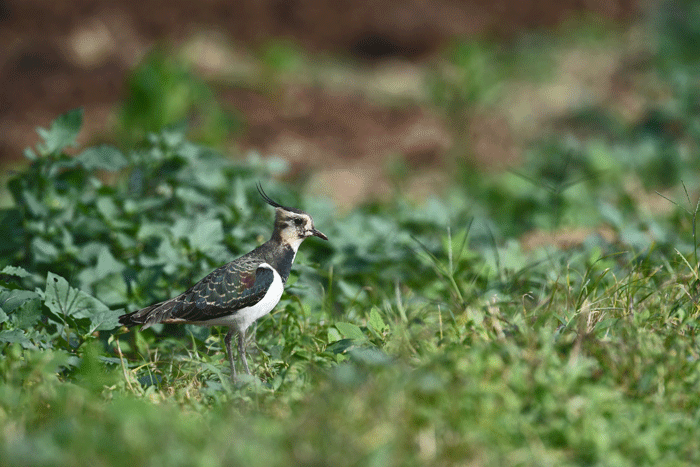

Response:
(311, 228), (328, 241)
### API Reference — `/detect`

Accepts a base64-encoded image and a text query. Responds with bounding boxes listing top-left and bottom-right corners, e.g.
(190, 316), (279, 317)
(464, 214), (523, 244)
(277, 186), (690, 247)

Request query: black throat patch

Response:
(265, 244), (296, 283)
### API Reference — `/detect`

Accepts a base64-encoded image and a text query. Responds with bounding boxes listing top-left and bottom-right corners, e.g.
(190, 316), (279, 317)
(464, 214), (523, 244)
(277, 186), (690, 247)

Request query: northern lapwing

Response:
(119, 183), (328, 380)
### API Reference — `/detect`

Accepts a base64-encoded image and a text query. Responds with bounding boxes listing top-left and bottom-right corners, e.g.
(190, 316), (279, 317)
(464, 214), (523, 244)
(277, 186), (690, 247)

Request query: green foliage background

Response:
(3, 5), (700, 466)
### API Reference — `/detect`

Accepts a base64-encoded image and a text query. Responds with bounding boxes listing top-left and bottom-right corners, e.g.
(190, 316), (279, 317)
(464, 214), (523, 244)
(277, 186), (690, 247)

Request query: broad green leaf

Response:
(0, 329), (30, 345)
(137, 221), (172, 241)
(368, 307), (388, 334)
(327, 327), (342, 343)
(174, 187), (208, 207)
(74, 241), (105, 264)
(1, 265), (31, 278)
(621, 227), (651, 251)
(76, 145), (128, 171)
(77, 246), (126, 291)
(94, 247), (126, 279)
(170, 217), (191, 240)
(599, 201), (624, 229)
(348, 347), (391, 366)
(32, 238), (60, 263)
(99, 356), (124, 365)
(335, 322), (366, 342)
(44, 272), (92, 320)
(93, 273), (129, 307)
(36, 108), (84, 155)
(172, 217), (224, 254)
(0, 288), (40, 314)
(11, 299), (43, 329)
(327, 338), (353, 355)
(124, 197), (168, 214)
(190, 218), (224, 253)
(190, 158), (227, 189)
(22, 190), (48, 217)
(44, 272), (120, 332)
(88, 306), (123, 333)
(96, 196), (118, 220)
(140, 236), (183, 274)
(336, 280), (362, 300)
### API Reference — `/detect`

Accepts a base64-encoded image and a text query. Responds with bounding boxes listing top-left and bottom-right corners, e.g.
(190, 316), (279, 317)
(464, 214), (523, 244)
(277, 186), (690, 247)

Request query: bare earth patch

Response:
(1, 0), (641, 206)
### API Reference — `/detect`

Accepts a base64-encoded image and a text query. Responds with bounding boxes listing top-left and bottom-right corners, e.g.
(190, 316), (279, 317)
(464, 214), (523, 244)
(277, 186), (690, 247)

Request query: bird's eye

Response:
(294, 218), (304, 226)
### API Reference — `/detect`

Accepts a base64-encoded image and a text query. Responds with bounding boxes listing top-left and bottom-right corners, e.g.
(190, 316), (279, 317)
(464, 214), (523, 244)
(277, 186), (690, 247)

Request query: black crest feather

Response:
(256, 182), (304, 214)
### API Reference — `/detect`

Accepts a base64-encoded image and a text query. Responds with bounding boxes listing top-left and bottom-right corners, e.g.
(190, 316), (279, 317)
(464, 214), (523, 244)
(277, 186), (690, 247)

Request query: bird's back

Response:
(119, 249), (275, 329)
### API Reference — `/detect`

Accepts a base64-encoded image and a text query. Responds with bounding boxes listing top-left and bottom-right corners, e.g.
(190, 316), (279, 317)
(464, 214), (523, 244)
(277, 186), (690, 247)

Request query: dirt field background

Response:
(0, 0), (644, 205)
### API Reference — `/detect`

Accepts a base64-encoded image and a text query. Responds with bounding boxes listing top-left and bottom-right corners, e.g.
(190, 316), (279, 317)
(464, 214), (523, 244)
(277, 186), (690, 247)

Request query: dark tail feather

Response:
(118, 308), (147, 327)
(119, 301), (171, 329)
(118, 310), (136, 327)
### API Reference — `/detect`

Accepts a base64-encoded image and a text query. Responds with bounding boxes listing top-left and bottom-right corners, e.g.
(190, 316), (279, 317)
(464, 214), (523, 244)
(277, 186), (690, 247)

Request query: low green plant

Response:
(118, 49), (243, 146)
(5, 16), (700, 461)
(427, 39), (503, 133)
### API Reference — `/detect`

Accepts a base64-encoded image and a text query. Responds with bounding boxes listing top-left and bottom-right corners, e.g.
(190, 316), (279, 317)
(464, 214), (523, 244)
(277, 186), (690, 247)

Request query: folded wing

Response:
(119, 256), (274, 328)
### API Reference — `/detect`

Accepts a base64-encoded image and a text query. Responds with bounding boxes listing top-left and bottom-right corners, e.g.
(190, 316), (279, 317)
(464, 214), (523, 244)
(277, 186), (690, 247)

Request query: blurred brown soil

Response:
(0, 0), (640, 205)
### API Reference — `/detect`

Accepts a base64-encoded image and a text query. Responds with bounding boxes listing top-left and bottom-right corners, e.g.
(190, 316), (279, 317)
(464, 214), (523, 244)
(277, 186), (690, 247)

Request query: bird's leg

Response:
(224, 329), (236, 382)
(237, 330), (251, 375)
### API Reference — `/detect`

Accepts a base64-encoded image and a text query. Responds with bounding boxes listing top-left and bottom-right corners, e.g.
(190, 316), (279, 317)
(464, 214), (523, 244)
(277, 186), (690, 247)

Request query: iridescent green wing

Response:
(139, 256), (274, 324)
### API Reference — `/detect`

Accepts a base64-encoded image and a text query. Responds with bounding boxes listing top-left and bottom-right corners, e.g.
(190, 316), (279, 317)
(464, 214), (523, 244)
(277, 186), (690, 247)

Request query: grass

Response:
(3, 248), (700, 466)
(2, 123), (699, 465)
(3, 6), (700, 466)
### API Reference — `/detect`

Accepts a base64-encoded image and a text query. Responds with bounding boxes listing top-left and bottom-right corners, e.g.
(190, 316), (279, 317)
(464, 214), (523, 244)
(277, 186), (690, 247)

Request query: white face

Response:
(276, 209), (318, 251)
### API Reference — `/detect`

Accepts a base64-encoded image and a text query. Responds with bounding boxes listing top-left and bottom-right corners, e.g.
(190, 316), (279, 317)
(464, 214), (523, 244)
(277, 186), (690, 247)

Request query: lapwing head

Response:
(257, 183), (328, 249)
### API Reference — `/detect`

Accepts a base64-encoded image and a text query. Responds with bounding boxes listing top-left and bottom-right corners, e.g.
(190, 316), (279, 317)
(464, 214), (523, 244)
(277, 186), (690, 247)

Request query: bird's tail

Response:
(119, 300), (175, 329)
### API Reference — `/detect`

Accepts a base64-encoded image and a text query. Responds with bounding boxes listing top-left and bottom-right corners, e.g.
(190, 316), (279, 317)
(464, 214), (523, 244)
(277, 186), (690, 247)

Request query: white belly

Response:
(199, 263), (284, 332)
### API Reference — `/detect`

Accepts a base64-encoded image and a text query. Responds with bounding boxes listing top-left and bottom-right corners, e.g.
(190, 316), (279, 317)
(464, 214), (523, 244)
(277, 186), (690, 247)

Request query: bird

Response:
(119, 183), (328, 381)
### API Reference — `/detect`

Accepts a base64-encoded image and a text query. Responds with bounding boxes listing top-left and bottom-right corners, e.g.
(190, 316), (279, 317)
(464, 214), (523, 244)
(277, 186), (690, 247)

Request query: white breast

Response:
(200, 263), (284, 332)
